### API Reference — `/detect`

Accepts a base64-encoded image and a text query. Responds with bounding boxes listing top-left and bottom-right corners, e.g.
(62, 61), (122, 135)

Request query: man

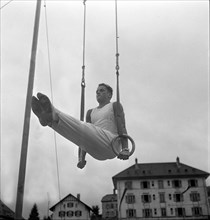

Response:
(31, 83), (129, 169)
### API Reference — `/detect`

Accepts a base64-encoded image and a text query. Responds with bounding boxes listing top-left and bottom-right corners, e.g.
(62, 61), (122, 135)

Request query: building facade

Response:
(207, 186), (210, 212)
(101, 194), (118, 219)
(112, 157), (210, 220)
(50, 194), (93, 220)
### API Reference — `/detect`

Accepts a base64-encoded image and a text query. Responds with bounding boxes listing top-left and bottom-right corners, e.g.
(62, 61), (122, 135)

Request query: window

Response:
(167, 180), (170, 186)
(67, 202), (74, 208)
(141, 181), (150, 189)
(106, 204), (110, 209)
(126, 194), (135, 204)
(126, 209), (136, 218)
(159, 193), (165, 203)
(192, 207), (202, 216)
(190, 192), (200, 202)
(188, 179), (198, 187)
(67, 211), (74, 217)
(173, 193), (183, 202)
(143, 209), (152, 218)
(158, 180), (164, 189)
(125, 181), (133, 189)
(175, 208), (185, 217)
(170, 208), (173, 215)
(172, 180), (182, 188)
(161, 208), (167, 217)
(141, 194), (151, 203)
(154, 209), (157, 215)
(169, 194), (172, 200)
(59, 211), (65, 217)
(153, 194), (156, 200)
(75, 210), (82, 217)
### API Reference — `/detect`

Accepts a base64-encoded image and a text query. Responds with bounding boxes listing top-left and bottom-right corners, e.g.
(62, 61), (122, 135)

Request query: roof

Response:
(112, 158), (209, 188)
(0, 200), (14, 219)
(50, 193), (93, 212)
(101, 194), (117, 203)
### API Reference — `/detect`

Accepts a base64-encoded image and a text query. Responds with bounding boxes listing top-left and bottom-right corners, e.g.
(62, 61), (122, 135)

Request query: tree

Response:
(43, 216), (51, 220)
(91, 205), (100, 220)
(28, 203), (40, 220)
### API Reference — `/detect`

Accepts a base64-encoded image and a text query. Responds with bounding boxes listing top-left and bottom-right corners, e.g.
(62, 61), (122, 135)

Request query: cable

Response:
(80, 0), (87, 122)
(0, 0), (14, 10)
(115, 0), (120, 103)
(43, 0), (62, 216)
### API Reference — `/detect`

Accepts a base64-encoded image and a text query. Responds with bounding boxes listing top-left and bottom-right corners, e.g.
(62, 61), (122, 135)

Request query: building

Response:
(101, 193), (118, 219)
(207, 186), (210, 212)
(0, 200), (14, 220)
(50, 193), (93, 220)
(112, 157), (210, 219)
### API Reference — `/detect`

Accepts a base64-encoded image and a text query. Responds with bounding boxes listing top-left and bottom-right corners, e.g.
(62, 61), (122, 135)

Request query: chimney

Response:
(77, 193), (80, 200)
(135, 158), (139, 169)
(176, 157), (181, 169)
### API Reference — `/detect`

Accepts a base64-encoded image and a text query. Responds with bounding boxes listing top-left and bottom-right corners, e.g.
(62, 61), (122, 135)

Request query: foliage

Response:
(91, 205), (100, 220)
(28, 203), (40, 220)
(43, 216), (51, 220)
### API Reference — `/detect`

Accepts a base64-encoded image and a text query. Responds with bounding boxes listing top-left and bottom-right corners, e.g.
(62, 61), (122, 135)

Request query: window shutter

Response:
(149, 195), (151, 203)
(195, 179), (198, 187)
(183, 208), (186, 216)
(198, 193), (200, 201)
(140, 182), (143, 189)
(181, 194), (184, 202)
(175, 208), (178, 216)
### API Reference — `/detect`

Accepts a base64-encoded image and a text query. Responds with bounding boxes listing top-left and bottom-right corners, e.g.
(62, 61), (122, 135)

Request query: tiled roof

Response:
(50, 193), (92, 212)
(112, 158), (209, 187)
(101, 194), (117, 202)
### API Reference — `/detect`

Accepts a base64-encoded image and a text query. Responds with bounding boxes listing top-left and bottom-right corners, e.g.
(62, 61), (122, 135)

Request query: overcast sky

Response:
(1, 0), (209, 218)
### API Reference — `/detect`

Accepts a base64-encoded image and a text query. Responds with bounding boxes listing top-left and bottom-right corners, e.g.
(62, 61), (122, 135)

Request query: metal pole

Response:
(15, 0), (42, 219)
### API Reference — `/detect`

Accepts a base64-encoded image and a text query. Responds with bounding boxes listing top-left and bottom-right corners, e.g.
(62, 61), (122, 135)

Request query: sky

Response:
(0, 0), (209, 218)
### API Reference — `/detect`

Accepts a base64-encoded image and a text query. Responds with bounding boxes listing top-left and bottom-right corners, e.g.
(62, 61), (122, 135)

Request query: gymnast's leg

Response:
(31, 93), (117, 161)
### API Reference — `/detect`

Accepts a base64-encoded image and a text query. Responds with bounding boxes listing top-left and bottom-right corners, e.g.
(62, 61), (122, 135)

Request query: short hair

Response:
(98, 83), (113, 97)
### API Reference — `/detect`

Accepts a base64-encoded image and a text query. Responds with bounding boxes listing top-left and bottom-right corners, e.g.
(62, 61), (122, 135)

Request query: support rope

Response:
(112, 0), (135, 159)
(43, 0), (62, 215)
(0, 0), (14, 10)
(115, 0), (120, 103)
(80, 0), (87, 122)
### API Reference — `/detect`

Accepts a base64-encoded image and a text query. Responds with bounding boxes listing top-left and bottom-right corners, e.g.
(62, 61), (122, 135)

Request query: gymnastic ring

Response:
(111, 134), (135, 157)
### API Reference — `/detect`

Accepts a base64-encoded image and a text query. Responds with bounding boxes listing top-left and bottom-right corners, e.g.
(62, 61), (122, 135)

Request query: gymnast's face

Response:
(96, 85), (112, 104)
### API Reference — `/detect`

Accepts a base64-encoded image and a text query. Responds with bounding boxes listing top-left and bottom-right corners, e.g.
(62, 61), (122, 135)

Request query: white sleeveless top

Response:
(91, 103), (118, 135)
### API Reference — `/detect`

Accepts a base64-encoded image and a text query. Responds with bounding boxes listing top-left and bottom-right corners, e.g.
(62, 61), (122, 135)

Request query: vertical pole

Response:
(15, 0), (42, 219)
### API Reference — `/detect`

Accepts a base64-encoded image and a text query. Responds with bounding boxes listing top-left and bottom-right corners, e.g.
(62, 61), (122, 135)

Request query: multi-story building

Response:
(50, 193), (93, 220)
(101, 193), (118, 219)
(207, 186), (210, 212)
(112, 157), (210, 219)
